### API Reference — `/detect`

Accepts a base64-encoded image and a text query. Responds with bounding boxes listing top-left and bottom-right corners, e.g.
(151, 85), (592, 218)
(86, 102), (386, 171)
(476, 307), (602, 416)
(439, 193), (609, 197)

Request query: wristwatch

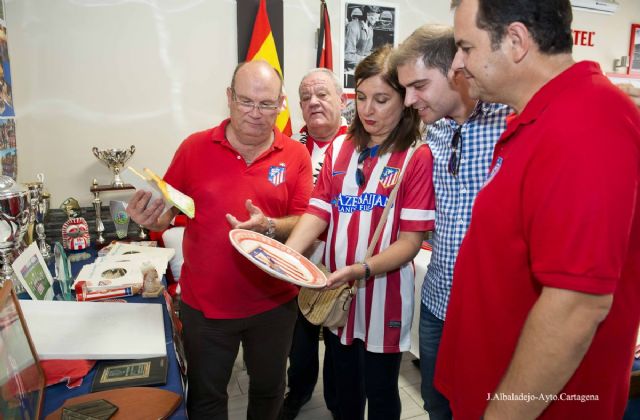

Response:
(265, 217), (276, 239)
(361, 261), (371, 280)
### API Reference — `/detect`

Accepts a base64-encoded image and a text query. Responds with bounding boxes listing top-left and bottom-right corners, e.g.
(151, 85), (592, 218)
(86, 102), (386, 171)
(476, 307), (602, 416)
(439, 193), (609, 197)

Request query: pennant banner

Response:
(317, 0), (333, 70)
(245, 0), (292, 136)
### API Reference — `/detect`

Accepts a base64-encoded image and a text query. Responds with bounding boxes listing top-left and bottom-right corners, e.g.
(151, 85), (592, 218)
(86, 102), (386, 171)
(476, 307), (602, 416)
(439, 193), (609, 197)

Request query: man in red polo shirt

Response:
(127, 60), (312, 419)
(436, 0), (640, 419)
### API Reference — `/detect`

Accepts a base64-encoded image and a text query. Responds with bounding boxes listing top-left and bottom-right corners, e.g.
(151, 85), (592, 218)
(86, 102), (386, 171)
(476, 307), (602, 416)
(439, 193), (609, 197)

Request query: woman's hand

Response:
(325, 264), (365, 289)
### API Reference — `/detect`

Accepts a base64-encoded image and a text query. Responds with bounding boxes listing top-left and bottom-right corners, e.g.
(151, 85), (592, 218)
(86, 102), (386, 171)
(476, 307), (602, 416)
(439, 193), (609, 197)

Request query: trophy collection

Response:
(0, 144), (184, 300)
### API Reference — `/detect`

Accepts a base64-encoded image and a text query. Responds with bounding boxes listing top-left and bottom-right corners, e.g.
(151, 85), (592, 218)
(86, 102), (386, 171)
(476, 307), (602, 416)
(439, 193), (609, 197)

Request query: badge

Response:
(379, 166), (400, 189)
(268, 166), (286, 186)
(482, 157), (503, 189)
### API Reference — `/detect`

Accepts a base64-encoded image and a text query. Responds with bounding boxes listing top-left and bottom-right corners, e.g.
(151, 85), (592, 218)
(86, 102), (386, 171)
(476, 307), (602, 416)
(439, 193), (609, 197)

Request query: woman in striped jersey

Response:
(286, 45), (436, 420)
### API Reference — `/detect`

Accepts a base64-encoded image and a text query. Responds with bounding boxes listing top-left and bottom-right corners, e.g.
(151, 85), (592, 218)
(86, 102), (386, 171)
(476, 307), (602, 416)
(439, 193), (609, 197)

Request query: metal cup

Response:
(92, 145), (136, 187)
(0, 176), (32, 293)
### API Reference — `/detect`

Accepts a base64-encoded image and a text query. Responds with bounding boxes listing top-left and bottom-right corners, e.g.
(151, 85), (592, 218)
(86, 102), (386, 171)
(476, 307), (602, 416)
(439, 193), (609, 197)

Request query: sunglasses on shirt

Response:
(448, 127), (462, 177)
(356, 146), (378, 187)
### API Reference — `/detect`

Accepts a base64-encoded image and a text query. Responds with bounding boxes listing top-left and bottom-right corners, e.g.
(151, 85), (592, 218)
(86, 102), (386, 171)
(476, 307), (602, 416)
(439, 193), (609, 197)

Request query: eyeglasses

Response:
(448, 126), (462, 177)
(231, 88), (280, 114)
(356, 146), (377, 187)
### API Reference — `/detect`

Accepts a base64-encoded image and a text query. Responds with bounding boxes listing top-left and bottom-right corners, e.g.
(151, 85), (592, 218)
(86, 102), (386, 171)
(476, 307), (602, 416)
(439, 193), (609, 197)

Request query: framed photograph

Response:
(91, 356), (168, 392)
(340, 0), (398, 92)
(629, 23), (640, 74)
(12, 242), (54, 301)
(0, 281), (46, 419)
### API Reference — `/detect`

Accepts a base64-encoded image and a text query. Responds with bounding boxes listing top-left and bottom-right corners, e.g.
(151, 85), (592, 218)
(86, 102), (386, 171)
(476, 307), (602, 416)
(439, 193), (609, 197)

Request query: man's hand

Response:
(226, 199), (269, 234)
(126, 190), (165, 228)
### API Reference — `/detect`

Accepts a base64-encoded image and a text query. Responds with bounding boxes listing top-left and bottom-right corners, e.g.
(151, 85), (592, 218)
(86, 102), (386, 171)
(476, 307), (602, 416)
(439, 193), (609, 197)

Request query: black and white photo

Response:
(340, 1), (398, 91)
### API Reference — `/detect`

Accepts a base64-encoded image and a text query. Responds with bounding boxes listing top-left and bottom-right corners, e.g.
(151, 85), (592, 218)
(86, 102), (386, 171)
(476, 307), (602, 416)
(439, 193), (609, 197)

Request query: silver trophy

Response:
(92, 145), (136, 187)
(0, 176), (32, 293)
(25, 173), (51, 262)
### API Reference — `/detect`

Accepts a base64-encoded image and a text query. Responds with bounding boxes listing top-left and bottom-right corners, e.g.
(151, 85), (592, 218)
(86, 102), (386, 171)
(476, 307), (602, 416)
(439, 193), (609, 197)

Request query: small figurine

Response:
(62, 217), (91, 251)
(60, 197), (91, 251)
(141, 262), (164, 298)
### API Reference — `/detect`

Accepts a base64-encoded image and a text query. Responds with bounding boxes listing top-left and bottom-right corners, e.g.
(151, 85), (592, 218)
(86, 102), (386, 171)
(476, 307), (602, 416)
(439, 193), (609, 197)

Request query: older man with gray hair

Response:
(281, 68), (347, 420)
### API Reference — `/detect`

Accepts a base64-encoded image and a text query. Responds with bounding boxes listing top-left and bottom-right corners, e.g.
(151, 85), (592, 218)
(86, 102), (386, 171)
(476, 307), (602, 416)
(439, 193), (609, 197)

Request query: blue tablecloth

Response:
(32, 247), (187, 419)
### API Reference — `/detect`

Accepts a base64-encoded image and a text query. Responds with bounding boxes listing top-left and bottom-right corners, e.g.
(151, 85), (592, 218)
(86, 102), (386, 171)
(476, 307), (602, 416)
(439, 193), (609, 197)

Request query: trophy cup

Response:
(92, 145), (136, 187)
(24, 174), (51, 262)
(0, 176), (32, 293)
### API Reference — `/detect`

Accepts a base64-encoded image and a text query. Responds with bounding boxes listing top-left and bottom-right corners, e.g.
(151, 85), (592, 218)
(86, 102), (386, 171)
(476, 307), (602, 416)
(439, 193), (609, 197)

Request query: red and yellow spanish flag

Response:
(246, 0), (292, 136)
(317, 0), (333, 70)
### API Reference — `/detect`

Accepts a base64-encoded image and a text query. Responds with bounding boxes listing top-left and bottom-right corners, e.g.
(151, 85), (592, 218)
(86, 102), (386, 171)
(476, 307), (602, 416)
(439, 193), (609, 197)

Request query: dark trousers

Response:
(324, 330), (403, 420)
(181, 299), (297, 420)
(286, 311), (337, 412)
(419, 304), (452, 420)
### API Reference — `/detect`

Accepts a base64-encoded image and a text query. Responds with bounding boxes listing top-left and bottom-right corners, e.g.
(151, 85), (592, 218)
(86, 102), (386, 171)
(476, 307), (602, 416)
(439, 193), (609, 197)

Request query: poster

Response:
(0, 1), (16, 179)
(340, 1), (398, 92)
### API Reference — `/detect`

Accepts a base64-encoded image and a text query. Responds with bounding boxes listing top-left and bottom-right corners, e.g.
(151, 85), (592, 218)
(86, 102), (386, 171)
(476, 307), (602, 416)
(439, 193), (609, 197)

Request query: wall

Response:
(6, 0), (640, 206)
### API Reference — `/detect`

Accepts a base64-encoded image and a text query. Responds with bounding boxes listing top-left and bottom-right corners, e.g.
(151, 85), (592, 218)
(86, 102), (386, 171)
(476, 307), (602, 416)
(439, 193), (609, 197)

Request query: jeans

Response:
(287, 311), (337, 412)
(419, 303), (452, 420)
(181, 299), (297, 420)
(324, 331), (402, 420)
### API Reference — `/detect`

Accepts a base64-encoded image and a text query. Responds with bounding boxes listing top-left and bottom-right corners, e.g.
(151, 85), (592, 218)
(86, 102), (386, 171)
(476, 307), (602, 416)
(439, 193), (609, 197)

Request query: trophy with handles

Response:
(92, 145), (136, 187)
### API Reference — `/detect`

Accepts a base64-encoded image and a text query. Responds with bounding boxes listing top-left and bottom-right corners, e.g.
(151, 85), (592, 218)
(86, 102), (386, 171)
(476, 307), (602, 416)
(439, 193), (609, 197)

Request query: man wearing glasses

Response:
(390, 24), (509, 420)
(127, 60), (312, 419)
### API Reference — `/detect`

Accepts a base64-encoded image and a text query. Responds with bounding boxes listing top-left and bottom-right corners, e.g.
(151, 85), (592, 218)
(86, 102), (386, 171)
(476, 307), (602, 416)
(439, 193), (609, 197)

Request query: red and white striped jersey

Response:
(307, 135), (435, 353)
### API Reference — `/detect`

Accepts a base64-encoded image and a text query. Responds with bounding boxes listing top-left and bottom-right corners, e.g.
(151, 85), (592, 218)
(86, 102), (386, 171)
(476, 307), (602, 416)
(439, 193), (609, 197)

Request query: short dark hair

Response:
(389, 24), (456, 77)
(349, 44), (421, 155)
(451, 0), (573, 54)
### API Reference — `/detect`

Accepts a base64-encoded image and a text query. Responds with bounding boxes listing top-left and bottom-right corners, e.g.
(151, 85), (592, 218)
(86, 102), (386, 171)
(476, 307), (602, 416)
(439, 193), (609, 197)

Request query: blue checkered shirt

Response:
(421, 101), (511, 320)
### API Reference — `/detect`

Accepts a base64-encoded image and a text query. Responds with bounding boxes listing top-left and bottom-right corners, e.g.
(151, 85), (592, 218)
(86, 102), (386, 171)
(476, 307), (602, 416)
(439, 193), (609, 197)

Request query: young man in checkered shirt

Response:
(390, 24), (510, 420)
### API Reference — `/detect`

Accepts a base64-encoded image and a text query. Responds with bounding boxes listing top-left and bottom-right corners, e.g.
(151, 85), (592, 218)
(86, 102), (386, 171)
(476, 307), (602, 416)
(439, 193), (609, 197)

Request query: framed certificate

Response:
(11, 242), (54, 300)
(0, 281), (45, 419)
(91, 356), (168, 392)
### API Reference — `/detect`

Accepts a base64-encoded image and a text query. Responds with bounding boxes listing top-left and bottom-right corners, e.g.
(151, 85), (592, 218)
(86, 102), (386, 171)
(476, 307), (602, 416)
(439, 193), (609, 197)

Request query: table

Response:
(32, 248), (187, 419)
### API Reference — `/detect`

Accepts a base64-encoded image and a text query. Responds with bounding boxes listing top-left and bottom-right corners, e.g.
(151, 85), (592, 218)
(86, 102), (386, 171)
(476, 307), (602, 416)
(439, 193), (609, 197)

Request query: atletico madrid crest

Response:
(268, 166), (286, 186)
(379, 166), (400, 189)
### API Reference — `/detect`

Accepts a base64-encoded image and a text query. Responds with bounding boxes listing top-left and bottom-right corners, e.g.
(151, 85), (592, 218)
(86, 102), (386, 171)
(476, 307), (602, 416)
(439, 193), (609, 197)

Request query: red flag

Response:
(316, 0), (333, 70)
(246, 0), (292, 136)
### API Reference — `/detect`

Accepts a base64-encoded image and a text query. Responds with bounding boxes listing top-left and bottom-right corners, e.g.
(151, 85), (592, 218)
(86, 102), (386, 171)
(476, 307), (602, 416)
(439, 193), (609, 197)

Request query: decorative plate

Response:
(229, 229), (327, 288)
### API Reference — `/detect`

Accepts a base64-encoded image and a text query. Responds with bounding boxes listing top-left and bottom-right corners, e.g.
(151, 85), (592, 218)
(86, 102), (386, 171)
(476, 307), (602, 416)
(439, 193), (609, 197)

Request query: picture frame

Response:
(91, 356), (168, 392)
(12, 242), (54, 301)
(628, 23), (640, 74)
(340, 0), (399, 92)
(0, 281), (46, 419)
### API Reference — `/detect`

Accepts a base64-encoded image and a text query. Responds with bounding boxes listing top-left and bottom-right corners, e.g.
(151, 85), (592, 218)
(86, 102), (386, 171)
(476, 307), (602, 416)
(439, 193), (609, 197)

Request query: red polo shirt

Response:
(164, 119), (313, 318)
(436, 62), (640, 419)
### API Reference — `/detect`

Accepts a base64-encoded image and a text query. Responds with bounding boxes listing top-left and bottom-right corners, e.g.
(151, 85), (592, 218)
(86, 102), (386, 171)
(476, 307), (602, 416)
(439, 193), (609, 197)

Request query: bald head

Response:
(231, 60), (283, 93)
(226, 60), (284, 145)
